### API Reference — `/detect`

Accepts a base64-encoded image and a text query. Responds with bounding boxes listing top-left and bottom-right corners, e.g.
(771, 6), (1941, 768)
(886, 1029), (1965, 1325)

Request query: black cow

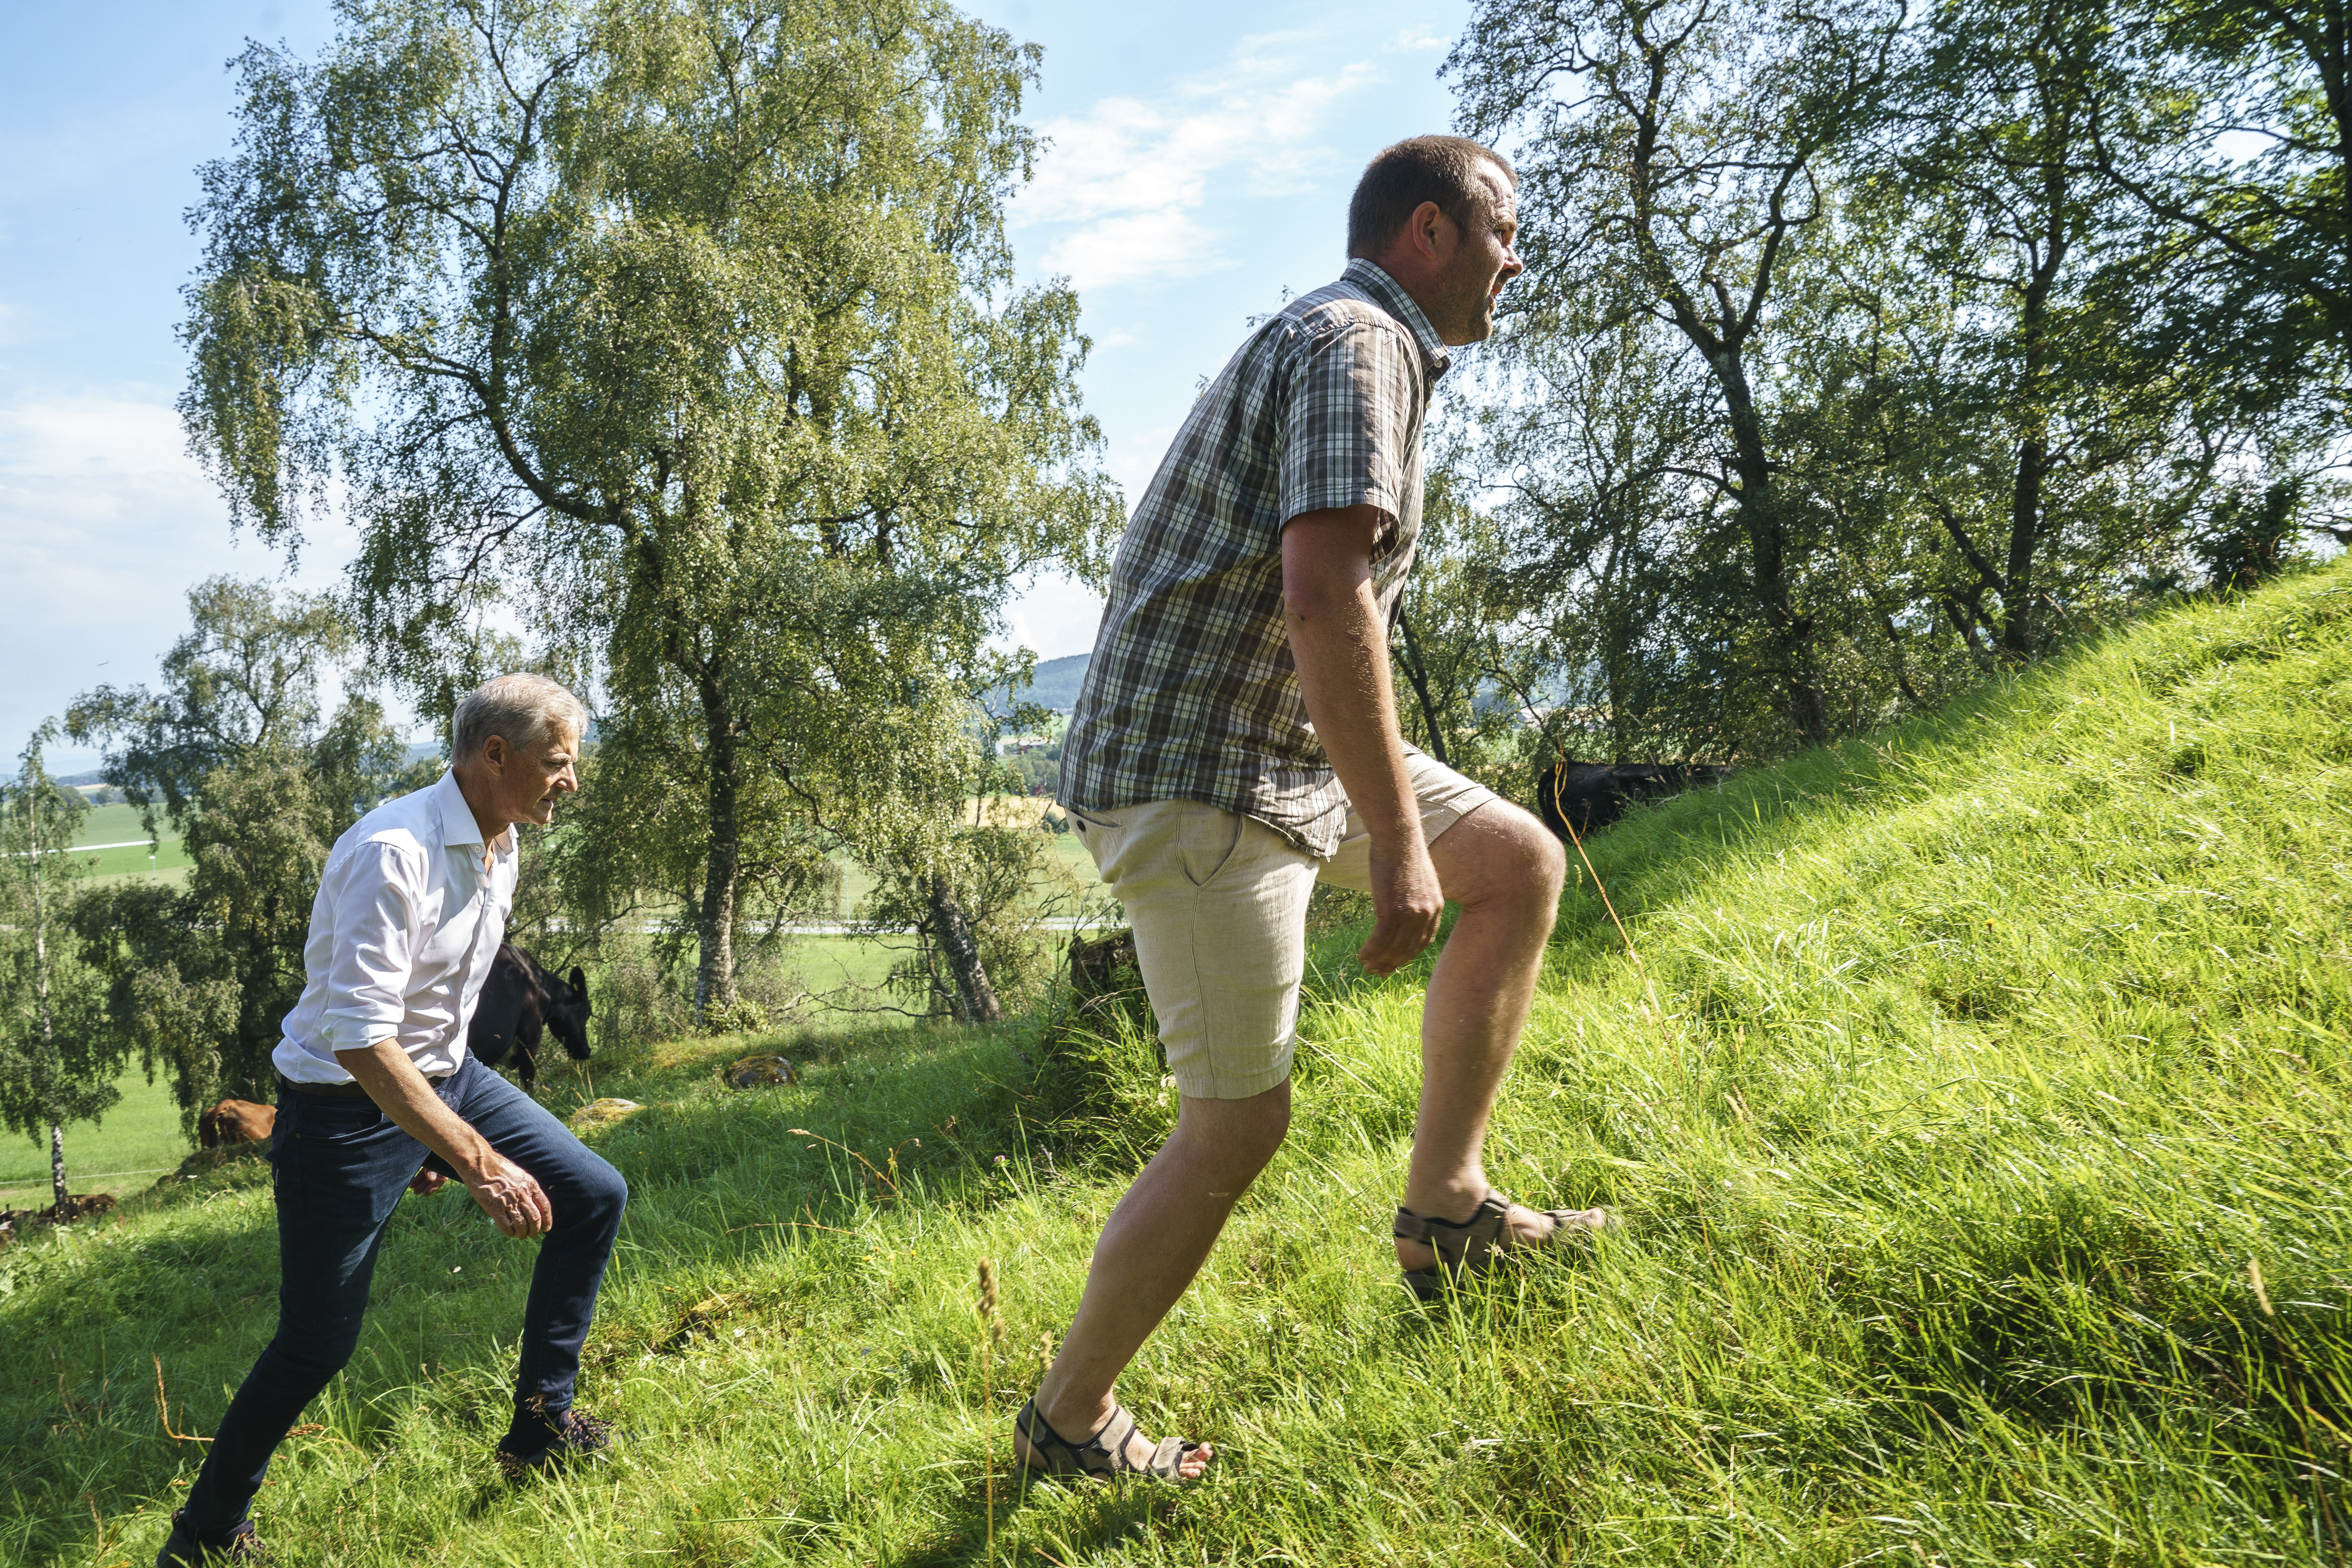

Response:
(469, 944), (593, 1094)
(1533, 759), (1734, 842)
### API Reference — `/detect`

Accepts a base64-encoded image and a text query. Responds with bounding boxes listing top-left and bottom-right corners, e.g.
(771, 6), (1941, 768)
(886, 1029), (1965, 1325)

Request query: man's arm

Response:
(1283, 504), (1444, 976)
(336, 1041), (554, 1238)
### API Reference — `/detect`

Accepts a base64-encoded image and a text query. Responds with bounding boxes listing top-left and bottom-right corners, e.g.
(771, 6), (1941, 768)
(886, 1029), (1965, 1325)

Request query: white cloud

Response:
(1015, 34), (1382, 291)
(0, 390), (369, 767)
(995, 570), (1107, 663)
(1392, 27), (1451, 53)
(1104, 421), (1183, 503)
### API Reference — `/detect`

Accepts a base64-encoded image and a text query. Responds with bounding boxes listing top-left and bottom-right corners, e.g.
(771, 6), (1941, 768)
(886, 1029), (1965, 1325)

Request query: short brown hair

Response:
(1346, 135), (1516, 258)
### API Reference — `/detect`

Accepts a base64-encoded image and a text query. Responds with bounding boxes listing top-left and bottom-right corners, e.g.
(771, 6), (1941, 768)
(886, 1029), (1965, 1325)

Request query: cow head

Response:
(547, 965), (595, 1061)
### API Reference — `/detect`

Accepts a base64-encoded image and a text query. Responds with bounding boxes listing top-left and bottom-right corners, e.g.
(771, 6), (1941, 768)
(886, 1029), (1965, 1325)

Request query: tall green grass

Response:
(2, 566), (2346, 1566)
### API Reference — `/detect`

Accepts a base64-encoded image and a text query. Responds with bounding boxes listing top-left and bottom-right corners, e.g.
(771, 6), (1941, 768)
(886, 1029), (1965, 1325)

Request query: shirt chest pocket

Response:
(416, 919), (475, 972)
(413, 883), (481, 969)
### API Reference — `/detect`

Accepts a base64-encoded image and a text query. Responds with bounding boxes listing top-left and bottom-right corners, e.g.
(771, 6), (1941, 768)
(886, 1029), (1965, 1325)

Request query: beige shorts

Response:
(1068, 750), (1500, 1099)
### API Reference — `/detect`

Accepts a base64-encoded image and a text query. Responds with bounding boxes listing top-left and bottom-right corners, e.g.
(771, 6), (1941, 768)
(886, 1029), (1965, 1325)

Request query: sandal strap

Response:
(1015, 1399), (1073, 1476)
(1016, 1398), (1107, 1479)
(1017, 1398), (1190, 1481)
(1092, 1406), (1140, 1470)
(1392, 1193), (1513, 1272)
(1144, 1435), (1196, 1478)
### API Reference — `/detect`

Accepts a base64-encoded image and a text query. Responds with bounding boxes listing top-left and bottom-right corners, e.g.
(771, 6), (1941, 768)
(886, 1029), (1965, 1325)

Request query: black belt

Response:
(279, 1072), (451, 1099)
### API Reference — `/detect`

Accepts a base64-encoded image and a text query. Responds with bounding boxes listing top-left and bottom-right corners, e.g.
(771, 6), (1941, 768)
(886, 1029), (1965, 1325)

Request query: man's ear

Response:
(481, 734), (508, 771)
(1410, 199), (1450, 259)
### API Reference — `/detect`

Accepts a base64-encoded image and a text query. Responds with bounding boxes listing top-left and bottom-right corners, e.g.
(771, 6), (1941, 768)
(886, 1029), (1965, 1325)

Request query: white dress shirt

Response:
(274, 771), (519, 1083)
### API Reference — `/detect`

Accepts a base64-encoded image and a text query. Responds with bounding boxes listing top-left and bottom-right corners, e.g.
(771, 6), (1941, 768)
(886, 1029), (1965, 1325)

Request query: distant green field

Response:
(823, 800), (1099, 917)
(0, 1061), (186, 1207)
(64, 800), (191, 880)
(0, 933), (961, 1208)
(52, 797), (1094, 900)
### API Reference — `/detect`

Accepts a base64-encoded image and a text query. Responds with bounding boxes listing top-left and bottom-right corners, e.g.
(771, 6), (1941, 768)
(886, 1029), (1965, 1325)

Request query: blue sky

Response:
(0, 0), (1467, 772)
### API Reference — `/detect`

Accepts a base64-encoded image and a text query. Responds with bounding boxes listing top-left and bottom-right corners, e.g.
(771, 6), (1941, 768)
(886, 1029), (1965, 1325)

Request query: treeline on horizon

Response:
(2, 0), (2346, 1196)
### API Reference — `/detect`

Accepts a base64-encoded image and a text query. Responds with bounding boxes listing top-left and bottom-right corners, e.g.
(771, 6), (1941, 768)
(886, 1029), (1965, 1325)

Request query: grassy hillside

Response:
(2, 567), (2347, 1566)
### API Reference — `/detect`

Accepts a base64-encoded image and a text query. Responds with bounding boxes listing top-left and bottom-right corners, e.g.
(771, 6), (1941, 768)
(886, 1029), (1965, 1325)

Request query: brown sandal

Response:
(1393, 1191), (1612, 1301)
(1014, 1398), (1202, 1482)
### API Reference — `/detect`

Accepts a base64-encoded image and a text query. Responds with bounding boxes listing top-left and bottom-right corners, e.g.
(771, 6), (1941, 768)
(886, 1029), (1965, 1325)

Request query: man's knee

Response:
(268, 1314), (367, 1383)
(567, 1154), (628, 1232)
(1527, 815), (1568, 900)
(1175, 1081), (1291, 1174)
(1445, 800), (1566, 913)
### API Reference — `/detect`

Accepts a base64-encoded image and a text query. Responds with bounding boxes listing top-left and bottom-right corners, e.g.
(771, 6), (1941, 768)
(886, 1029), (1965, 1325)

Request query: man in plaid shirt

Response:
(1016, 137), (1611, 1485)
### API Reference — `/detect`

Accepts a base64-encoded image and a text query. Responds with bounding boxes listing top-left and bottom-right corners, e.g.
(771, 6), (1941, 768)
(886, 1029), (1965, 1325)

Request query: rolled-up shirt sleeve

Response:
(321, 842), (422, 1051)
(1276, 319), (1420, 544)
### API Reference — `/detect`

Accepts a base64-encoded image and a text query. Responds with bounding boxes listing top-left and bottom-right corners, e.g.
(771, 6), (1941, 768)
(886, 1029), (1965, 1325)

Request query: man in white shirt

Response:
(160, 675), (627, 1568)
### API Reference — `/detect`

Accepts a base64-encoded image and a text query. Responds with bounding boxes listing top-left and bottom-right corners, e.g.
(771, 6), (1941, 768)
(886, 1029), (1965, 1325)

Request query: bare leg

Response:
(1396, 800), (1568, 1269)
(1023, 1082), (1290, 1479)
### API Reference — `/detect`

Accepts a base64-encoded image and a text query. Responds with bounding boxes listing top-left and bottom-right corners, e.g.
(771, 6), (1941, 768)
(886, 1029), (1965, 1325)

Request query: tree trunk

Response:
(29, 792), (67, 1216)
(2001, 427), (2047, 657)
(1603, 570), (1635, 763)
(1713, 350), (1831, 745)
(2002, 67), (2071, 660)
(927, 876), (1003, 1023)
(694, 675), (741, 1020)
(2000, 246), (2060, 657)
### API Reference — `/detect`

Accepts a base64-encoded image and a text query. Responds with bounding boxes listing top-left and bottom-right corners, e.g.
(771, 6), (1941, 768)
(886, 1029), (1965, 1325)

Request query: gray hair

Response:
(451, 674), (588, 764)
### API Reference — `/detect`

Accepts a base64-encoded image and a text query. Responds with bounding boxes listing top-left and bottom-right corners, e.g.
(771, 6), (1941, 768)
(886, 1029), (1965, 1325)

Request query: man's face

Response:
(490, 723), (580, 829)
(1434, 165), (1523, 346)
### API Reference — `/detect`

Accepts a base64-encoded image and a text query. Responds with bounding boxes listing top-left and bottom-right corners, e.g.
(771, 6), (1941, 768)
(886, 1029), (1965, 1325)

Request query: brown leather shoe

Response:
(496, 1407), (614, 1479)
(155, 1509), (265, 1566)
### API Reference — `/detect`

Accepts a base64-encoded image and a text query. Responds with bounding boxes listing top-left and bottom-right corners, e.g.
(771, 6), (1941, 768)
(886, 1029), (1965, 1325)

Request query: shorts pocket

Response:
(1177, 803), (1247, 888)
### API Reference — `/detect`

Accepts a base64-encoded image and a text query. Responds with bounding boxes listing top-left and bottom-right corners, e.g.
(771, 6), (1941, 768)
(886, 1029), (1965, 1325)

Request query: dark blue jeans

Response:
(183, 1053), (627, 1532)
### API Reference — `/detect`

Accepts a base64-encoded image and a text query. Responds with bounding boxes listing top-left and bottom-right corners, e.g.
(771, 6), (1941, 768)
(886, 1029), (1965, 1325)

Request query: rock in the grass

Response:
(723, 1054), (796, 1089)
(0, 1192), (120, 1240)
(569, 1097), (645, 1130)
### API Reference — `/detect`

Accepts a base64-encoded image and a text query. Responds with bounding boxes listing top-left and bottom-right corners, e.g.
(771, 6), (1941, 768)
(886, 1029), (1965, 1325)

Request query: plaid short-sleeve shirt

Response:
(1058, 259), (1451, 857)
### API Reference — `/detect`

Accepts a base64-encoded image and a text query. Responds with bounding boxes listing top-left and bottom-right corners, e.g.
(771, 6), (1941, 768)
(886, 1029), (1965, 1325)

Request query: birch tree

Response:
(180, 0), (1119, 1018)
(1449, 0), (1907, 744)
(0, 727), (124, 1218)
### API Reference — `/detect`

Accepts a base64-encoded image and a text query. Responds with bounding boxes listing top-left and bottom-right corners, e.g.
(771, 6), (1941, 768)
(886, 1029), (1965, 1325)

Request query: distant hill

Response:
(985, 652), (1088, 715)
(57, 745), (440, 792)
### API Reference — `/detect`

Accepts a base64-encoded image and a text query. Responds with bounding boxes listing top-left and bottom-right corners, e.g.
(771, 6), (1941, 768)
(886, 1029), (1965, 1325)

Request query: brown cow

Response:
(198, 1099), (276, 1149)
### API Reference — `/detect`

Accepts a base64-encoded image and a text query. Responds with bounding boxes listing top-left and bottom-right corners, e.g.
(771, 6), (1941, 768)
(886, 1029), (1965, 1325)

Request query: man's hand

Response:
(1362, 836), (1445, 977)
(338, 1039), (554, 1239)
(464, 1152), (554, 1238)
(408, 1167), (449, 1196)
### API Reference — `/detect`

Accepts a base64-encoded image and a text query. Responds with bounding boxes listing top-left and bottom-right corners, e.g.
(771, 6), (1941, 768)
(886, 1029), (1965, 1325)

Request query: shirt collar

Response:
(1341, 258), (1453, 380)
(431, 769), (514, 859)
